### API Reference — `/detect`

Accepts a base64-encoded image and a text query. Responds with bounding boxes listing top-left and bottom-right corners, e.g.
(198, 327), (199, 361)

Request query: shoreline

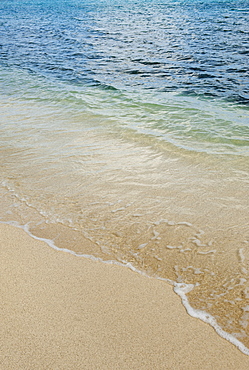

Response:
(1, 222), (249, 369)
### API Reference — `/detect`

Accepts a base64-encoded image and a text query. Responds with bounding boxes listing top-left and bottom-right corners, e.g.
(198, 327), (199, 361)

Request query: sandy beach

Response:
(1, 223), (249, 370)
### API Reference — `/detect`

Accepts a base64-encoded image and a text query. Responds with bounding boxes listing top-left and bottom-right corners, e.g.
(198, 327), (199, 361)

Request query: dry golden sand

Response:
(1, 223), (249, 370)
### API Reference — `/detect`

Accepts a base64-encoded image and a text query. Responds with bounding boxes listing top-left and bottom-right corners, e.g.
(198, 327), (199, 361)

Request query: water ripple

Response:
(0, 0), (248, 104)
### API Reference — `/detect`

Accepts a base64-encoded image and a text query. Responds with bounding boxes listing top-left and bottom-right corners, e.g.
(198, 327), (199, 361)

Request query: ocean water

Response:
(0, 0), (249, 354)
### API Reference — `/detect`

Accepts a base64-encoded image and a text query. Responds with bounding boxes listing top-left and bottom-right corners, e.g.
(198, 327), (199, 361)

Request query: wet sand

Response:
(1, 223), (249, 369)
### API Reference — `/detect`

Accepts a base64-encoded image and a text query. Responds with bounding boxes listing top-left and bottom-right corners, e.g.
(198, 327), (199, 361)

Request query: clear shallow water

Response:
(0, 0), (249, 354)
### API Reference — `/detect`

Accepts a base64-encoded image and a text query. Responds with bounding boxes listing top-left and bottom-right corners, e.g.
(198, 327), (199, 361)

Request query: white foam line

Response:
(0, 221), (119, 266)
(174, 283), (249, 356)
(197, 249), (216, 255)
(1, 220), (249, 357)
(177, 221), (193, 227)
(111, 207), (125, 213)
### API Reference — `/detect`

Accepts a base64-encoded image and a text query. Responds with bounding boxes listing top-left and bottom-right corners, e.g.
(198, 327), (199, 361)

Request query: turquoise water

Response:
(1, 0), (248, 154)
(0, 0), (249, 354)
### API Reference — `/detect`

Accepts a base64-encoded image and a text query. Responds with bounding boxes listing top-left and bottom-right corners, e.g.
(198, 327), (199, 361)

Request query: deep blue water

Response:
(1, 0), (249, 103)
